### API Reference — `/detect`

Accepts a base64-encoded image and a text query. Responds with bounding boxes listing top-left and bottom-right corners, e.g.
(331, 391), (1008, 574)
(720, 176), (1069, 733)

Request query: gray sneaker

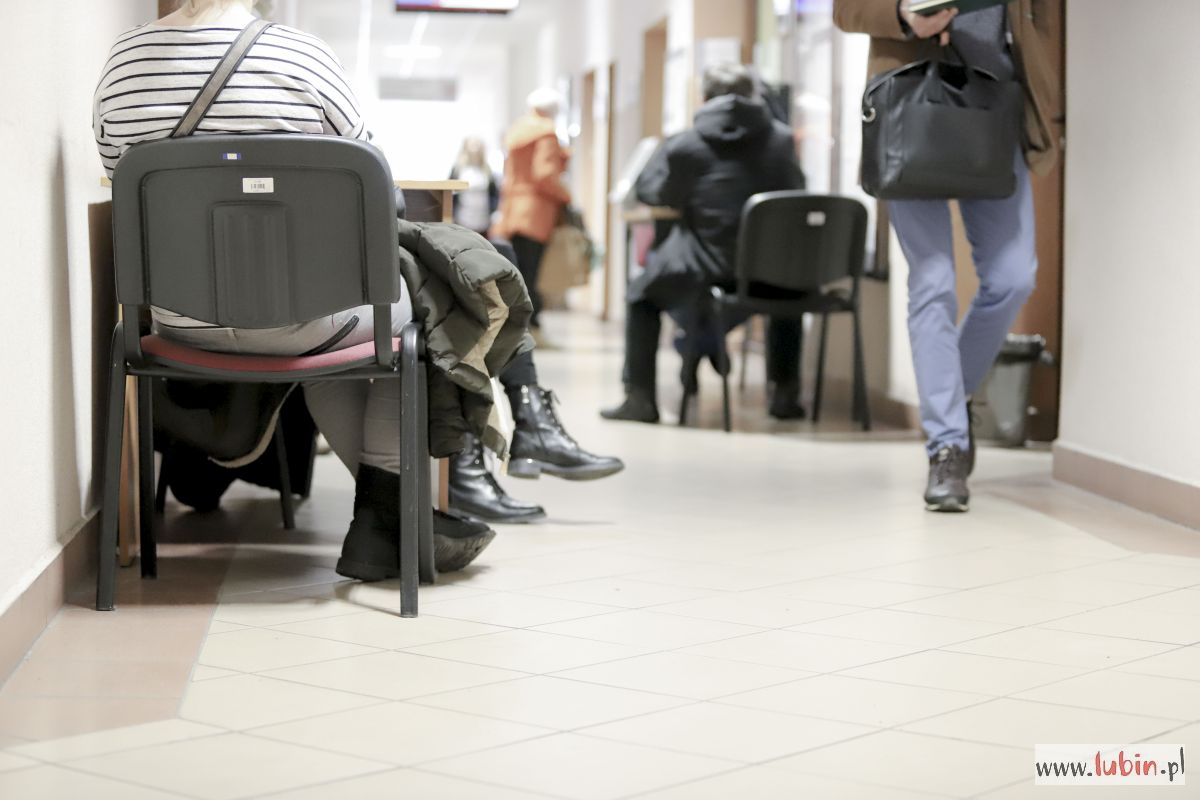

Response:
(925, 445), (970, 512)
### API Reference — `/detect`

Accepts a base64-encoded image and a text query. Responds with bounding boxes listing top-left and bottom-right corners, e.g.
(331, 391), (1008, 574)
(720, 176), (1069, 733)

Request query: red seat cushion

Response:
(141, 335), (400, 374)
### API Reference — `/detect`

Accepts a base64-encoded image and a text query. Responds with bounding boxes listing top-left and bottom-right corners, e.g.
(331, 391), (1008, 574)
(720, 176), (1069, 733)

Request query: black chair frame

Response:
(99, 135), (435, 617)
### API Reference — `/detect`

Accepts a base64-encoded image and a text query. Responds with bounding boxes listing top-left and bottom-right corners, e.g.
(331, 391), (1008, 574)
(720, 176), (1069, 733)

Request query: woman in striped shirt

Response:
(93, 0), (497, 578)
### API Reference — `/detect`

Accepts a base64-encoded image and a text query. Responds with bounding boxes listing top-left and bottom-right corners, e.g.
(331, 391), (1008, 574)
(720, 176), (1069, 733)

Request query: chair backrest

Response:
(734, 192), (868, 296)
(112, 135), (400, 330)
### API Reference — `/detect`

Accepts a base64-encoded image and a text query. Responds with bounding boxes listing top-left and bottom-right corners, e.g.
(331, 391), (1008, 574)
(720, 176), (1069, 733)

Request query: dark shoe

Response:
(449, 435), (546, 523)
(432, 508), (498, 572)
(336, 465), (496, 581)
(924, 445), (970, 513)
(768, 383), (807, 420)
(509, 385), (625, 480)
(600, 388), (660, 425)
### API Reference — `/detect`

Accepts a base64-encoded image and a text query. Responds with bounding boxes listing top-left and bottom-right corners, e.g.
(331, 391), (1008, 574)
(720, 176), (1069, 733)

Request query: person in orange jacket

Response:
(493, 88), (572, 333)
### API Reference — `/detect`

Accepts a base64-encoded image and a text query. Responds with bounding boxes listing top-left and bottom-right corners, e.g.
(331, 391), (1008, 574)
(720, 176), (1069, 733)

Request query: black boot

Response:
(336, 465), (497, 581)
(600, 387), (660, 424)
(768, 382), (807, 420)
(449, 435), (546, 523)
(509, 386), (625, 480)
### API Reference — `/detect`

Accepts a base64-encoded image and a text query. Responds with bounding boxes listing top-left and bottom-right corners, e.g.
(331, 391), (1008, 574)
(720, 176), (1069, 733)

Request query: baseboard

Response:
(1053, 443), (1200, 531)
(0, 512), (99, 685)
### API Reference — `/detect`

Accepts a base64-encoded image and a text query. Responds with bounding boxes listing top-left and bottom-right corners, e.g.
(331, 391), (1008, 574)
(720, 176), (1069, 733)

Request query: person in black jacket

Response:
(602, 63), (807, 424)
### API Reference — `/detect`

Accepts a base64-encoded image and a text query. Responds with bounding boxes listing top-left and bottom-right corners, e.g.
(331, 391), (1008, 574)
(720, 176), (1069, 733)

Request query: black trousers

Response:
(511, 234), (546, 327)
(500, 350), (538, 390)
(624, 295), (802, 394)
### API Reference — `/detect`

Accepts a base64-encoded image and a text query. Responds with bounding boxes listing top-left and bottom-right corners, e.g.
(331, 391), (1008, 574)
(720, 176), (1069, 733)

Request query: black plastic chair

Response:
(101, 135), (433, 617)
(711, 191), (871, 433)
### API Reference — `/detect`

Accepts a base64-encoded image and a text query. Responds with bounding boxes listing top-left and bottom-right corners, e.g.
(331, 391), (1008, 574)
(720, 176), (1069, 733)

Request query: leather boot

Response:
(449, 435), (546, 523)
(509, 385), (625, 480)
(924, 445), (970, 513)
(336, 465), (496, 581)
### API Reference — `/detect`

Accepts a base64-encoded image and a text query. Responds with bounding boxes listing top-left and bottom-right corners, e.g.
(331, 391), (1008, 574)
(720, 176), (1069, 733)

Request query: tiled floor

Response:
(3, 313), (1200, 799)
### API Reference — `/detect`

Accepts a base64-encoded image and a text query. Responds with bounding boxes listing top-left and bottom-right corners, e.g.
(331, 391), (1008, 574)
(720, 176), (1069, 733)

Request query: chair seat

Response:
(141, 334), (400, 377)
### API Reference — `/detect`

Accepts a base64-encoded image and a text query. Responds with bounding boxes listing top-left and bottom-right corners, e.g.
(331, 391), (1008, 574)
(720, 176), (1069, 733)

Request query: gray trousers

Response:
(157, 300), (413, 476)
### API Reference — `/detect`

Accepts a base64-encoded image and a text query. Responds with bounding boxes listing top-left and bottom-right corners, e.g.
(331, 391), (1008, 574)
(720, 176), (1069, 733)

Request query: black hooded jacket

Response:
(631, 94), (805, 305)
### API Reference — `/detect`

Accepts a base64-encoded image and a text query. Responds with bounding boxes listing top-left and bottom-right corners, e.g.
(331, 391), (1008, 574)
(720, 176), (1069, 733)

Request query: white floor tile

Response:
(179, 673), (382, 729)
(257, 768), (555, 799)
(582, 702), (872, 762)
(1040, 605), (1200, 645)
(636, 765), (943, 800)
(981, 573), (1167, 606)
(771, 730), (1028, 797)
(405, 629), (648, 673)
(533, 609), (764, 649)
(758, 576), (953, 608)
(68, 733), (388, 800)
(9, 719), (222, 763)
(253, 702), (550, 766)
(1115, 644), (1200, 681)
(721, 674), (990, 727)
(422, 592), (617, 628)
(261, 651), (525, 700)
(946, 626), (1175, 668)
(843, 650), (1085, 696)
(903, 697), (1182, 748)
(651, 593), (861, 629)
(274, 611), (506, 650)
(520, 577), (719, 609)
(1015, 670), (1200, 720)
(0, 751), (38, 772)
(683, 630), (921, 673)
(787, 609), (1013, 648)
(553, 651), (808, 700)
(890, 588), (1094, 625)
(413, 675), (687, 729)
(0, 765), (189, 800)
(197, 627), (379, 673)
(427, 733), (737, 800)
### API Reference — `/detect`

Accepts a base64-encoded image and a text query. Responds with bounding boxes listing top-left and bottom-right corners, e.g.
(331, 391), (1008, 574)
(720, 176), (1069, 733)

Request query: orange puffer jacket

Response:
(493, 114), (571, 244)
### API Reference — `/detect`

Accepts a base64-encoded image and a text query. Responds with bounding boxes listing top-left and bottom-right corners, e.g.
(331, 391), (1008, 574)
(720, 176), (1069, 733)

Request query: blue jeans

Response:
(889, 151), (1037, 455)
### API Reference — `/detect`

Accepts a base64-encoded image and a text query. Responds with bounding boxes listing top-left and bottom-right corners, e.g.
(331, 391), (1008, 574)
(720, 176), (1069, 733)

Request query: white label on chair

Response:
(807, 211), (826, 226)
(242, 177), (274, 193)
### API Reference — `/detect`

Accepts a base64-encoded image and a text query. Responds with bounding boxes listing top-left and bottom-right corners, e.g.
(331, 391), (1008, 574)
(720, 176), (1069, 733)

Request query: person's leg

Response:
(889, 199), (968, 455)
(889, 197), (971, 511)
(601, 298), (661, 423)
(511, 234), (546, 328)
(766, 316), (805, 418)
(957, 154), (1038, 397)
(498, 350), (538, 392)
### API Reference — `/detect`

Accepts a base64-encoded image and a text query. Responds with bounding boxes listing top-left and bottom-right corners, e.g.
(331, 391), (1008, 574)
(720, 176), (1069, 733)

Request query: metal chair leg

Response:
(137, 377), (157, 579)
(416, 361), (436, 586)
(399, 326), (421, 617)
(97, 326), (127, 611)
(677, 390), (690, 427)
(273, 425), (296, 530)
(852, 307), (872, 431)
(812, 313), (830, 424)
(738, 318), (752, 393)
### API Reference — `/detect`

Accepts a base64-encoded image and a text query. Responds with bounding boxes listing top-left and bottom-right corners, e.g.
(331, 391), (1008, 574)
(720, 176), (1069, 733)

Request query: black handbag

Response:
(860, 48), (1023, 200)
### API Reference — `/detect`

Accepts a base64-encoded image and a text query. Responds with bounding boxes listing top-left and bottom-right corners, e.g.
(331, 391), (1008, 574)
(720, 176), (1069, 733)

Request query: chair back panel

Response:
(113, 135), (400, 329)
(735, 192), (868, 295)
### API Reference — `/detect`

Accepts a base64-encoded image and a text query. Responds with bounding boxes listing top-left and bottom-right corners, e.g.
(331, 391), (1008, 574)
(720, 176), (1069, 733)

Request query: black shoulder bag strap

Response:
(170, 19), (274, 138)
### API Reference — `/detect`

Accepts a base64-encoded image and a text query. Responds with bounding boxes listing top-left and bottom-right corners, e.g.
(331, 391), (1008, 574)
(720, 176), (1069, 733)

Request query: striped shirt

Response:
(94, 22), (369, 177)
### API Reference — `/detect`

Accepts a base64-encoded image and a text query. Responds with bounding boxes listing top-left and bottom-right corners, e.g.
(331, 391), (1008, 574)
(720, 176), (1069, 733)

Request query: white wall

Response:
(1057, 0), (1200, 486)
(0, 0), (156, 614)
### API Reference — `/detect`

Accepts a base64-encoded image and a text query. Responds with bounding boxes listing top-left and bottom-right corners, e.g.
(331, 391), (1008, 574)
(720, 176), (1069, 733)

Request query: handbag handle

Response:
(171, 19), (274, 138)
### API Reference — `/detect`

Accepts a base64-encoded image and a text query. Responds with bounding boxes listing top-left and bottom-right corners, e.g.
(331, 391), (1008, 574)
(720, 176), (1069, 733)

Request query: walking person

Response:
(493, 88), (572, 340)
(833, 0), (1060, 511)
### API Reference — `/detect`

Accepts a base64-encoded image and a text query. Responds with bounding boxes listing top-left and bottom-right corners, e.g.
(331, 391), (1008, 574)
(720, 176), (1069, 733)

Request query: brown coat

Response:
(493, 114), (571, 244)
(833, 0), (1061, 175)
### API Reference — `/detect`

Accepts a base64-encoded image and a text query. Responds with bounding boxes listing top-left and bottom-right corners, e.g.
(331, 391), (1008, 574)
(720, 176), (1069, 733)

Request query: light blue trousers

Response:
(889, 152), (1037, 455)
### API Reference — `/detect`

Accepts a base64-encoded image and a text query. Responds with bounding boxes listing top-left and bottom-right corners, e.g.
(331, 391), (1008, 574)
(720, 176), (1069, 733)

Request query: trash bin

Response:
(972, 334), (1054, 447)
